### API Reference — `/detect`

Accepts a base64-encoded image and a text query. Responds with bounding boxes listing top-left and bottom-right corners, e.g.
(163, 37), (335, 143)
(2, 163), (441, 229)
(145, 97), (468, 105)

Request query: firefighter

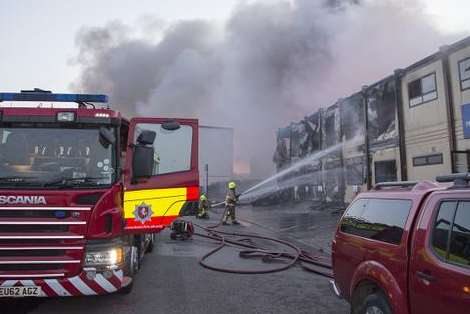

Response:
(197, 194), (210, 219)
(223, 181), (240, 225)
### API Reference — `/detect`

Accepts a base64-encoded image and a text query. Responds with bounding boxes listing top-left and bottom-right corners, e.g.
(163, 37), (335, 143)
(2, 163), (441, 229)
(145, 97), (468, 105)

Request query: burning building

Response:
(272, 35), (470, 206)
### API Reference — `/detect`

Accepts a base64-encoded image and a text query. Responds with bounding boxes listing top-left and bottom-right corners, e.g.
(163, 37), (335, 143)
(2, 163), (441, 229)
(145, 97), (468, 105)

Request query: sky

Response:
(1, 0), (470, 94)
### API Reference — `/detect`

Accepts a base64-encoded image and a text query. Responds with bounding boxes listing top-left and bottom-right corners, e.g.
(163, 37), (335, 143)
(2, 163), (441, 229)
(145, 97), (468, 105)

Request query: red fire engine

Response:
(0, 89), (199, 297)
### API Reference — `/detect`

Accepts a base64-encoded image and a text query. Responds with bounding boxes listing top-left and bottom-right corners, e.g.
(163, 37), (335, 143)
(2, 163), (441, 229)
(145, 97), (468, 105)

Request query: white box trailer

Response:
(199, 125), (234, 191)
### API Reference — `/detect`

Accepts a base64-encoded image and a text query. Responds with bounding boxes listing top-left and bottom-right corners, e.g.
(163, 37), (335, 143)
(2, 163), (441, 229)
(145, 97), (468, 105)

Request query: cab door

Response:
(123, 118), (199, 233)
(409, 192), (470, 314)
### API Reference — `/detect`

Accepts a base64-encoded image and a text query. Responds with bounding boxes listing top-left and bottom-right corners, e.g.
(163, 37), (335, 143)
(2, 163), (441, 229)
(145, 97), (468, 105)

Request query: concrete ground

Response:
(2, 203), (349, 314)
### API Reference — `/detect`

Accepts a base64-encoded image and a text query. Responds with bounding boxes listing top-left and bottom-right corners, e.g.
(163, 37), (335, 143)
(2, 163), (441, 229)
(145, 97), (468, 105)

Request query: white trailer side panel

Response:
(199, 126), (234, 187)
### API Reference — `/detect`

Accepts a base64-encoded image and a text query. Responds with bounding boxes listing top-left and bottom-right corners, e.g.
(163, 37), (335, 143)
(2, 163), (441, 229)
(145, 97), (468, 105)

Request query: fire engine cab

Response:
(0, 89), (199, 297)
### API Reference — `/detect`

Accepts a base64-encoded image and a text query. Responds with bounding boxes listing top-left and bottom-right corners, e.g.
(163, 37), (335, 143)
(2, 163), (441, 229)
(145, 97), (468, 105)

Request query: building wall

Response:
(449, 46), (470, 172)
(401, 59), (453, 180)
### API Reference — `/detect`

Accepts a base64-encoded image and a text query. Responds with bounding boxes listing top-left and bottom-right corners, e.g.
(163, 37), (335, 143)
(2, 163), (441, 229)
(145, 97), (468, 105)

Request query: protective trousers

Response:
(223, 205), (236, 222)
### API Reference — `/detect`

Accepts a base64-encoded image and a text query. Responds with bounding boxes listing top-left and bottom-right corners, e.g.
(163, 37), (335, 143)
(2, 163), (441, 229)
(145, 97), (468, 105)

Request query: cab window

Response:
(431, 201), (470, 267)
(340, 198), (412, 245)
(431, 201), (457, 260)
(432, 201), (470, 267)
(135, 123), (193, 175)
(450, 202), (470, 266)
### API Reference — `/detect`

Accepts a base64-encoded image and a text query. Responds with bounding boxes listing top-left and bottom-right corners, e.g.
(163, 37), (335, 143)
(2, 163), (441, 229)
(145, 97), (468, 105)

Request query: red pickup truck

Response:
(331, 175), (470, 314)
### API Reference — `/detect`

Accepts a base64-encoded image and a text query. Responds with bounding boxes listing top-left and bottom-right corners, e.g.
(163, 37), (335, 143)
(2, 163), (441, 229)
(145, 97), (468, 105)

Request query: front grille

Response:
(0, 206), (90, 278)
(0, 239), (68, 245)
(0, 250), (65, 257)
(0, 210), (71, 219)
(0, 264), (64, 271)
(76, 193), (104, 205)
(0, 225), (69, 233)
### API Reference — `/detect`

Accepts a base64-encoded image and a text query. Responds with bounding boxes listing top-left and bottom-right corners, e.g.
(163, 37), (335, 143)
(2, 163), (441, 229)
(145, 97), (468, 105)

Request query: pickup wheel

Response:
(355, 292), (393, 314)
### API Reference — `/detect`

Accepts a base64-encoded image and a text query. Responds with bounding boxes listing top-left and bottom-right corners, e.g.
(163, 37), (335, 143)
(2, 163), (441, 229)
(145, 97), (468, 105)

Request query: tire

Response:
(120, 246), (138, 295)
(354, 292), (393, 314)
(132, 236), (144, 272)
(119, 281), (134, 295)
(146, 234), (155, 253)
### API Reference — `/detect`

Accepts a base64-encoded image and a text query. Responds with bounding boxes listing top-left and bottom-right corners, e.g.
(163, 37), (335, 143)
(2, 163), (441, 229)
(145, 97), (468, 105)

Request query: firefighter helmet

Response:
(228, 181), (237, 189)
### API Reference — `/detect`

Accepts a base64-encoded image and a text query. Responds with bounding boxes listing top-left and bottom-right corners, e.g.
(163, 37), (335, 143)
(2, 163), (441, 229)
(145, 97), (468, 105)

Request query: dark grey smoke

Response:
(71, 0), (459, 178)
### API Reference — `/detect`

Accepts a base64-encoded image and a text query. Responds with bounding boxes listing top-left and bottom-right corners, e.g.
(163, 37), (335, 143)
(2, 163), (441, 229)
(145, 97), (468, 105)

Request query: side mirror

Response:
(99, 127), (116, 148)
(162, 120), (180, 131)
(132, 145), (155, 179)
(137, 130), (156, 145)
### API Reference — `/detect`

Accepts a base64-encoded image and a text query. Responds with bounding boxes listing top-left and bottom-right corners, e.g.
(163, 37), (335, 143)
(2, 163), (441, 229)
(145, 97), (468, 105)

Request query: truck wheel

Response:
(146, 234), (155, 253)
(355, 292), (393, 314)
(119, 281), (134, 295)
(132, 236), (145, 271)
(119, 278), (136, 295)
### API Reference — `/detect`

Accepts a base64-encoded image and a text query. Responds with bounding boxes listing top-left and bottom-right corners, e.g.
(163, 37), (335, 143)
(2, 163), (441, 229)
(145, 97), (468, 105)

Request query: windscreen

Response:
(0, 127), (115, 188)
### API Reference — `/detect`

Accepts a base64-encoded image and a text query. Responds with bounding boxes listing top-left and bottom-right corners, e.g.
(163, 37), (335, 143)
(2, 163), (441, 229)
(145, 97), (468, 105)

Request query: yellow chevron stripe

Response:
(123, 187), (187, 219)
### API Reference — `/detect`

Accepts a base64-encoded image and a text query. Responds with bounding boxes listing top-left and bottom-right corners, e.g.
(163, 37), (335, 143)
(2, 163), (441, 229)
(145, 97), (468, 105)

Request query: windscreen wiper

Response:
(43, 177), (109, 188)
(0, 176), (41, 186)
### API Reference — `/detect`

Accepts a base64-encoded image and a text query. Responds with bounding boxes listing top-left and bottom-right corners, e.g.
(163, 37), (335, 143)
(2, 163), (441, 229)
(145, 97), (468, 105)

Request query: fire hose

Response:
(191, 187), (334, 277)
(192, 217), (333, 278)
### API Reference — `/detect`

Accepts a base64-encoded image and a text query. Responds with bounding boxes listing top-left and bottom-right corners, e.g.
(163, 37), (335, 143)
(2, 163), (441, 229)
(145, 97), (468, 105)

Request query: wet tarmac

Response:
(1, 203), (349, 314)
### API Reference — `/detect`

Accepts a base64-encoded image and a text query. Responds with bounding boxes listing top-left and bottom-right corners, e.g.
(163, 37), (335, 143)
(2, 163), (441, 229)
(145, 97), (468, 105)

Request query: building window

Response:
(374, 160), (397, 184)
(408, 73), (438, 107)
(412, 153), (443, 167)
(459, 58), (470, 91)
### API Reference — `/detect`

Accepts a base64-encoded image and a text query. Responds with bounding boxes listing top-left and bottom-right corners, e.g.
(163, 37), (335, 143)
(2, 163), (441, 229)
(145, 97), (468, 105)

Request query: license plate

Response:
(0, 286), (42, 297)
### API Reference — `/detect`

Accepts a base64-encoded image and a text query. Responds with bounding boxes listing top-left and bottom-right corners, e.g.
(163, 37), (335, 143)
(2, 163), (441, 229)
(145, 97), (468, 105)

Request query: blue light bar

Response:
(0, 92), (108, 103)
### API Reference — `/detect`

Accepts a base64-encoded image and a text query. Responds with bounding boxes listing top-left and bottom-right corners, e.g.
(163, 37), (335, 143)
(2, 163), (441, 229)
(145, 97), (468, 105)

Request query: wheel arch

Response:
(350, 261), (408, 314)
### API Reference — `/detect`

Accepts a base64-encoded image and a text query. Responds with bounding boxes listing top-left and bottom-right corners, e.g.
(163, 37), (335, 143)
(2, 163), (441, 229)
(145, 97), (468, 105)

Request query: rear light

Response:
(186, 186), (199, 201)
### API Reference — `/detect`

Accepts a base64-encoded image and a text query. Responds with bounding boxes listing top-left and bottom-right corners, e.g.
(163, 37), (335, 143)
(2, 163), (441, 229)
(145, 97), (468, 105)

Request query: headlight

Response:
(84, 247), (124, 267)
(57, 112), (76, 122)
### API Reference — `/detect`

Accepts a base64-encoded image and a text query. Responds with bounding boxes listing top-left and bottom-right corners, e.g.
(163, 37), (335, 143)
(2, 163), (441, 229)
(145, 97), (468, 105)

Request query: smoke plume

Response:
(71, 0), (459, 178)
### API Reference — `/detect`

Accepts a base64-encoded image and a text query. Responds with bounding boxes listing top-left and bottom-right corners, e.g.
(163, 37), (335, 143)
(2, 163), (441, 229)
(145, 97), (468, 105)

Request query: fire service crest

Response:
(133, 202), (153, 224)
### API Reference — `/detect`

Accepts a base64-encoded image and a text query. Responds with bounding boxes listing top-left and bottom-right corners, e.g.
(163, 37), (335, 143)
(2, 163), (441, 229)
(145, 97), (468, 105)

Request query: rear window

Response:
(340, 198), (413, 245)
